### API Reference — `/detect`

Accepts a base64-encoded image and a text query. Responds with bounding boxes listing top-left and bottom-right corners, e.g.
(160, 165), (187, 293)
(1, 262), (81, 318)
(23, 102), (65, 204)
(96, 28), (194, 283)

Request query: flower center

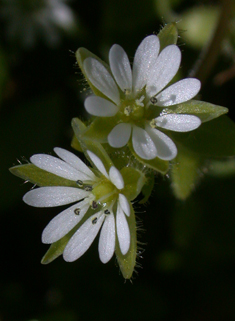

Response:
(92, 179), (118, 206)
(119, 94), (147, 125)
(118, 89), (160, 128)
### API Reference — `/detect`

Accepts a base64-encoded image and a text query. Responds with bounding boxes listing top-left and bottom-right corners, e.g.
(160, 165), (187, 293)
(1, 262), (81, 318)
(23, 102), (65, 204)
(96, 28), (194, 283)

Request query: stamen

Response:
(135, 95), (145, 107)
(76, 180), (83, 187)
(84, 185), (92, 191)
(124, 106), (132, 116)
(74, 208), (80, 215)
(92, 217), (98, 224)
(91, 201), (98, 209)
(123, 88), (131, 95)
(150, 119), (157, 128)
(150, 97), (158, 105)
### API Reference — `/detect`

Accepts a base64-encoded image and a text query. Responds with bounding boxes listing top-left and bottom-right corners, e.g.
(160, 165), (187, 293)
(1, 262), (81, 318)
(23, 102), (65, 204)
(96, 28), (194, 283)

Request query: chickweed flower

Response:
(82, 35), (201, 160)
(23, 148), (132, 264)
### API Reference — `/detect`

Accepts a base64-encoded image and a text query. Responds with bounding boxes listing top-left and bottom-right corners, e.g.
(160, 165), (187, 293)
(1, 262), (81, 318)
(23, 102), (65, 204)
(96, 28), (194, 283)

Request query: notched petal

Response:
(156, 114), (201, 132)
(84, 96), (119, 117)
(83, 57), (120, 105)
(109, 166), (124, 190)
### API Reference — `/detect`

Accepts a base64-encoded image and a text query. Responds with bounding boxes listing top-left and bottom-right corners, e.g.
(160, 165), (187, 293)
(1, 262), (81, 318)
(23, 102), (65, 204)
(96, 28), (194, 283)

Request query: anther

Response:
(76, 180), (83, 187)
(104, 209), (110, 215)
(150, 97), (158, 105)
(92, 201), (98, 209)
(123, 88), (131, 95)
(84, 185), (92, 191)
(150, 119), (157, 128)
(124, 106), (132, 116)
(92, 217), (98, 224)
(74, 208), (80, 215)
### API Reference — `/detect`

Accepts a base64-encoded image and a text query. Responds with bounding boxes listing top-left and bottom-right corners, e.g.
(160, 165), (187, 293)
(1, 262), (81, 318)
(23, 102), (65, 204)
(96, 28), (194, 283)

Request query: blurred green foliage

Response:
(1, 0), (235, 320)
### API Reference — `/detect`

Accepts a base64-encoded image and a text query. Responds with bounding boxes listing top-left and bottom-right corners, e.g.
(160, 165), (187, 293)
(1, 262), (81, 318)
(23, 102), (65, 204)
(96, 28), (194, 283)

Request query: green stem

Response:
(189, 0), (234, 85)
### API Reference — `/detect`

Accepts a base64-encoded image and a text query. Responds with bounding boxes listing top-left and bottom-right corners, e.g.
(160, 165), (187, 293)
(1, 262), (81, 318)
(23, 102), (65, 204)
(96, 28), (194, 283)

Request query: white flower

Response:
(83, 35), (202, 160)
(23, 148), (131, 263)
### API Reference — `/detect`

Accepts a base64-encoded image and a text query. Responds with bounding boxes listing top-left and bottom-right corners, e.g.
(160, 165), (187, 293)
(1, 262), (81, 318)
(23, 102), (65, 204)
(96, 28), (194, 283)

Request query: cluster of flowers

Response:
(10, 25), (227, 279)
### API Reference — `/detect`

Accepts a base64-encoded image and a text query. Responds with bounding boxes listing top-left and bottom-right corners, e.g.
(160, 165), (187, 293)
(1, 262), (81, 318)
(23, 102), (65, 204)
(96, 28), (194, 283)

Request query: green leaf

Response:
(76, 47), (112, 99)
(128, 142), (169, 174)
(170, 146), (201, 200)
(170, 116), (235, 157)
(139, 173), (155, 204)
(170, 100), (228, 122)
(9, 164), (77, 187)
(157, 22), (178, 51)
(115, 204), (137, 279)
(72, 117), (113, 172)
(121, 167), (146, 201)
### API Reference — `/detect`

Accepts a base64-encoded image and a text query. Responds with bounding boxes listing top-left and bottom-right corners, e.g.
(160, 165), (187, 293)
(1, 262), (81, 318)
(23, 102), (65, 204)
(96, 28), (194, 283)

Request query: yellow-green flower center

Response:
(92, 179), (118, 205)
(118, 91), (157, 128)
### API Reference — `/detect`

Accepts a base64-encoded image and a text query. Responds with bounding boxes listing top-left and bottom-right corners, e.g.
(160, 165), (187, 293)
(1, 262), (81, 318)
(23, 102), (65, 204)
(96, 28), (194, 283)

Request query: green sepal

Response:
(128, 141), (169, 174)
(170, 100), (228, 123)
(71, 135), (83, 152)
(76, 47), (112, 99)
(82, 115), (120, 143)
(139, 172), (155, 204)
(121, 167), (146, 201)
(101, 144), (132, 170)
(170, 145), (201, 200)
(9, 164), (77, 187)
(170, 116), (235, 158)
(72, 117), (113, 173)
(157, 22), (178, 51)
(115, 203), (137, 279)
(41, 228), (76, 264)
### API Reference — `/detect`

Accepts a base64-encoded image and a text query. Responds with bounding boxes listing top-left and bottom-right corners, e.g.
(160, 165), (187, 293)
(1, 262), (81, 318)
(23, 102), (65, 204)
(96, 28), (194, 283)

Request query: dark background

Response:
(1, 0), (235, 320)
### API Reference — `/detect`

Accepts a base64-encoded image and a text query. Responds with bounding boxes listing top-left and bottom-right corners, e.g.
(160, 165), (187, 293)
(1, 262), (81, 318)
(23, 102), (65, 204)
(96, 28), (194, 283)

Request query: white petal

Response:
(156, 78), (201, 106)
(83, 57), (120, 105)
(54, 147), (96, 181)
(63, 212), (105, 262)
(145, 125), (177, 160)
(109, 44), (132, 91)
(132, 35), (160, 93)
(132, 125), (157, 160)
(146, 45), (181, 97)
(116, 203), (130, 255)
(108, 123), (132, 148)
(42, 200), (90, 244)
(98, 213), (115, 263)
(109, 166), (124, 190)
(23, 186), (89, 207)
(119, 194), (130, 217)
(84, 96), (119, 117)
(87, 150), (109, 179)
(156, 114), (201, 132)
(30, 154), (90, 182)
